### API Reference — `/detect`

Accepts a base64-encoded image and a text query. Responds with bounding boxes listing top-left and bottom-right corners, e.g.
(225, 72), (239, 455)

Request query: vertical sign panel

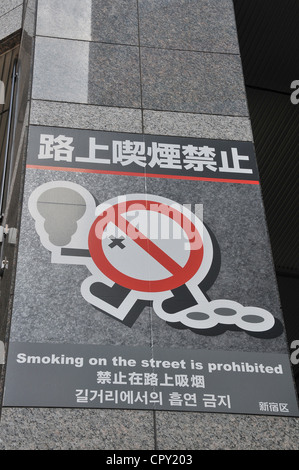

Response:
(3, 125), (299, 416)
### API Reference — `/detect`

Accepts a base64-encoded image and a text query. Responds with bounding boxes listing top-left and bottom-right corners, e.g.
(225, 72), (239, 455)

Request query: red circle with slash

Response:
(88, 198), (204, 292)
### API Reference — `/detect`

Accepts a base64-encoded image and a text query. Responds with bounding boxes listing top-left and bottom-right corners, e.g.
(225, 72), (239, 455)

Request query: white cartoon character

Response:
(29, 181), (278, 335)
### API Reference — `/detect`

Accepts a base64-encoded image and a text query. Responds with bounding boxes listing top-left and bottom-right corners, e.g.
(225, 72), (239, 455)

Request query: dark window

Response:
(0, 40), (20, 222)
(233, 0), (299, 394)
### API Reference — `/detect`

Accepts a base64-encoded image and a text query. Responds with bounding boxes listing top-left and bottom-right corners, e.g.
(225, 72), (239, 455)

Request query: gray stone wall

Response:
(0, 0), (299, 450)
(0, 1), (23, 41)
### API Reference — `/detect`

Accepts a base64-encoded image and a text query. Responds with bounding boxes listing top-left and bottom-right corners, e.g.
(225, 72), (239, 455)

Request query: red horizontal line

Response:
(26, 164), (260, 185)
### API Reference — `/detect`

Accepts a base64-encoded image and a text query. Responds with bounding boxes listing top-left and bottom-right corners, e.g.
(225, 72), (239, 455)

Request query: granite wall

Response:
(0, 0), (299, 450)
(0, 1), (23, 41)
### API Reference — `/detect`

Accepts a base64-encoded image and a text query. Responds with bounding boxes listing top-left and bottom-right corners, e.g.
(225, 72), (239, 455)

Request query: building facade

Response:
(0, 0), (298, 450)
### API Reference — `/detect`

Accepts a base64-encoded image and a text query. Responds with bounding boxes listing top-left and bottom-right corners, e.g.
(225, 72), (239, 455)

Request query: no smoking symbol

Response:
(88, 198), (204, 293)
(29, 182), (278, 335)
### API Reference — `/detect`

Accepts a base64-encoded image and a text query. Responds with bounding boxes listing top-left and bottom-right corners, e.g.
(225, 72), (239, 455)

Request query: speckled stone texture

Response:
(140, 48), (248, 115)
(0, 4), (23, 40)
(0, 0), (23, 19)
(1, 408), (299, 450)
(155, 412), (299, 450)
(143, 110), (253, 141)
(1, 0), (299, 452)
(33, 38), (142, 108)
(0, 408), (155, 450)
(36, 0), (93, 42)
(88, 42), (141, 107)
(8, 168), (286, 355)
(37, 0), (139, 45)
(90, 0), (139, 45)
(138, 0), (240, 54)
(30, 101), (143, 133)
(9, 170), (152, 347)
(29, 101), (252, 141)
(145, 177), (287, 354)
(32, 37), (90, 103)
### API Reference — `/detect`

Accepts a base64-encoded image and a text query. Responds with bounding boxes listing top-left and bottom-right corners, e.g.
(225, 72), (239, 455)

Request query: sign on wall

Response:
(27, 182), (275, 334)
(26, 125), (260, 183)
(3, 125), (299, 416)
